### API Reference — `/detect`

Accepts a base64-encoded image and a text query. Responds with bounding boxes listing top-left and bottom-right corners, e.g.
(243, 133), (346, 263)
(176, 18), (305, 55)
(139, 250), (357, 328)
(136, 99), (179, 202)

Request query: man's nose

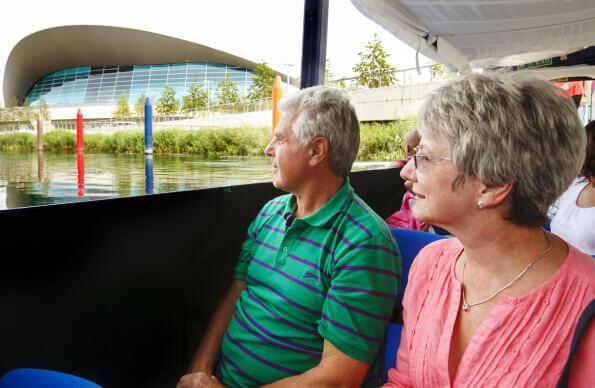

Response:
(264, 139), (274, 157)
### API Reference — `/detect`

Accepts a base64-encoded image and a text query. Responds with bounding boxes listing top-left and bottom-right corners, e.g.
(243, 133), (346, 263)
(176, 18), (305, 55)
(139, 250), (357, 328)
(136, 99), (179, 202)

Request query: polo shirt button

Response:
(283, 247), (288, 252)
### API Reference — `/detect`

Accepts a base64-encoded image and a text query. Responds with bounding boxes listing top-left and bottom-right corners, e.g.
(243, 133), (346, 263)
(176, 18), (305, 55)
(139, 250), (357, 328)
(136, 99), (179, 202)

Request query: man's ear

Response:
(478, 181), (514, 208)
(309, 137), (329, 167)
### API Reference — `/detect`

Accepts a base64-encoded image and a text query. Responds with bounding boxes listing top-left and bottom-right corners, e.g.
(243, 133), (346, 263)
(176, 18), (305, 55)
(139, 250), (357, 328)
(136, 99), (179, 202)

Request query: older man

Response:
(178, 86), (400, 388)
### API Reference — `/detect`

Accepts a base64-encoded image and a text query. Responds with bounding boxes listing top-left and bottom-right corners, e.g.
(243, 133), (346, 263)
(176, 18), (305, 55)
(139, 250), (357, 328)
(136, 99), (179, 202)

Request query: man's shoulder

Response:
(337, 193), (394, 244)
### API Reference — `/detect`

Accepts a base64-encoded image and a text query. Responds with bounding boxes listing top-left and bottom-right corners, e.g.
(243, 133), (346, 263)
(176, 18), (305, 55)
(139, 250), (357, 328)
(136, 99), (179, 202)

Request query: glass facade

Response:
(26, 63), (255, 106)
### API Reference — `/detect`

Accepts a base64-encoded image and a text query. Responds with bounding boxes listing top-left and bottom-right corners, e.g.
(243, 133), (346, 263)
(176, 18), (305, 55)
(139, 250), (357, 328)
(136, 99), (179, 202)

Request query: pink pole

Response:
(76, 108), (84, 152)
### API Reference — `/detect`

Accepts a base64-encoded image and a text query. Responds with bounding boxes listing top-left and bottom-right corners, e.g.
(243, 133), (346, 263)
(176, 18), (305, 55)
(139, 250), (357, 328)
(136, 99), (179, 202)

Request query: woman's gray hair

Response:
(279, 86), (360, 177)
(418, 72), (586, 227)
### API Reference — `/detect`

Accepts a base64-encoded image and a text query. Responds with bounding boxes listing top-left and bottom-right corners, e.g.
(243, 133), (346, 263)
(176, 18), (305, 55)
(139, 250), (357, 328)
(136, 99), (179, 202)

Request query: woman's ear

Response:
(309, 137), (329, 167)
(478, 181), (514, 208)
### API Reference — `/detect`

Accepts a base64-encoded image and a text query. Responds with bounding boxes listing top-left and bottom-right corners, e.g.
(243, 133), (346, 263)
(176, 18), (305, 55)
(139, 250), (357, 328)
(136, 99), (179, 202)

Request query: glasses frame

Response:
(413, 146), (452, 169)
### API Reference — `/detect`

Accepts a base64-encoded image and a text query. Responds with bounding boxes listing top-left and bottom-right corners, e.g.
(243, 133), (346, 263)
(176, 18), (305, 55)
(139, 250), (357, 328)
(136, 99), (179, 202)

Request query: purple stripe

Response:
(297, 236), (333, 256)
(287, 253), (320, 271)
(220, 354), (263, 385)
(268, 200), (286, 205)
(332, 285), (396, 299)
(233, 313), (320, 358)
(353, 243), (399, 256)
(225, 332), (301, 375)
(327, 293), (390, 321)
(238, 304), (321, 356)
(321, 313), (383, 343)
(326, 226), (355, 247)
(263, 224), (285, 234)
(252, 258), (325, 296)
(247, 292), (319, 335)
(334, 265), (401, 279)
(342, 212), (372, 237)
(238, 256), (252, 264)
(254, 239), (278, 252)
(247, 275), (321, 316)
(259, 210), (284, 217)
(353, 197), (373, 216)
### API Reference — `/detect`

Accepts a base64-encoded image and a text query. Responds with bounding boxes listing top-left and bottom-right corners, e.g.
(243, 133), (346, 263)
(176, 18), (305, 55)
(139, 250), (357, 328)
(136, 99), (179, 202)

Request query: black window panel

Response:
(119, 65), (134, 72)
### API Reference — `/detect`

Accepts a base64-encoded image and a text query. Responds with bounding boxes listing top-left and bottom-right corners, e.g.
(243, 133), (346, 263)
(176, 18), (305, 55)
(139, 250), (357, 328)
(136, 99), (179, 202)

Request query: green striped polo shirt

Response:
(218, 178), (400, 387)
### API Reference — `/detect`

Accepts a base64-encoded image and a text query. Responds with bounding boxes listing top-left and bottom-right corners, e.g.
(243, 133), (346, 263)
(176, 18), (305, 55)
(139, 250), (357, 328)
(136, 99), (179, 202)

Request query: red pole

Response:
(76, 108), (84, 152)
(77, 151), (85, 197)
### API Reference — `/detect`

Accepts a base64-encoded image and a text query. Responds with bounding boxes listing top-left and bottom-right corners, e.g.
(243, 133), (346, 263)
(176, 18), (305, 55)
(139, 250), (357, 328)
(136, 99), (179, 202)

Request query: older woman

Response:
(386, 73), (594, 387)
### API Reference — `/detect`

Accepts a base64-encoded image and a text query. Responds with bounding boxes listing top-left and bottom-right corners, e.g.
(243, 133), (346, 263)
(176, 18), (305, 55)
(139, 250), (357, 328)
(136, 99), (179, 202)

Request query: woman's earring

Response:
(477, 201), (484, 209)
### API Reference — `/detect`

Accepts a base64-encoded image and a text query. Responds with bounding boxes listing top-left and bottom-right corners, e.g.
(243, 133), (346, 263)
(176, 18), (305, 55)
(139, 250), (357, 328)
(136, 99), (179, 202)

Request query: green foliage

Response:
(113, 95), (132, 119)
(215, 75), (241, 105)
(182, 83), (209, 111)
(247, 62), (275, 101)
(0, 119), (419, 160)
(157, 85), (180, 115)
(0, 132), (36, 150)
(135, 94), (147, 117)
(352, 34), (397, 88)
(358, 118), (417, 160)
(325, 59), (334, 82)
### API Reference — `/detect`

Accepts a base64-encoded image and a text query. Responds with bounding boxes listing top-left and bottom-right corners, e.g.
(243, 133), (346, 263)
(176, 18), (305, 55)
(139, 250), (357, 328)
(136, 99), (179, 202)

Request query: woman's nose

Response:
(400, 157), (416, 182)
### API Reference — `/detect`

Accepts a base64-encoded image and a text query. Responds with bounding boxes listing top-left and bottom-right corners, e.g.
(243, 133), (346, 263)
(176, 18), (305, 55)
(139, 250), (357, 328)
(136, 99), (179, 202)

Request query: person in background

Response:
(554, 80), (584, 107)
(550, 120), (595, 255)
(386, 73), (593, 387)
(179, 86), (399, 388)
(386, 128), (429, 230)
(391, 128), (420, 168)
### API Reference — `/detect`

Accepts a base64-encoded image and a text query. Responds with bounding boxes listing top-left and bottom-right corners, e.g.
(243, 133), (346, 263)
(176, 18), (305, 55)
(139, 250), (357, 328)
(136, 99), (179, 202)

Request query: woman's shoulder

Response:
(410, 238), (462, 274)
(565, 245), (595, 290)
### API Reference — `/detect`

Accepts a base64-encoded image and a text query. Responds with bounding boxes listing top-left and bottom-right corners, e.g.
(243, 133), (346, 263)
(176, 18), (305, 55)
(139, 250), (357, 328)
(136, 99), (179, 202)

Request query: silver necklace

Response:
(460, 231), (552, 312)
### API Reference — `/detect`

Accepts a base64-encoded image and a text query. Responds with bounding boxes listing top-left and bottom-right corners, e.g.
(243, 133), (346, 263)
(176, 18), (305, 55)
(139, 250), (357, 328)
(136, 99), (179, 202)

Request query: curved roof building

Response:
(4, 25), (287, 107)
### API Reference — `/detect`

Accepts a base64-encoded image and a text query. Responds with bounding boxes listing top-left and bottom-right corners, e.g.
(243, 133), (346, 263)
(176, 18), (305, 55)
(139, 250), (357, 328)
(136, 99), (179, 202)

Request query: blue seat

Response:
(0, 369), (101, 388)
(381, 228), (447, 383)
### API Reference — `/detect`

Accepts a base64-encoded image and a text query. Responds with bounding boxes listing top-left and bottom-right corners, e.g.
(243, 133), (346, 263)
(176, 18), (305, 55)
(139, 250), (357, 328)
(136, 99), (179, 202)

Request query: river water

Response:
(0, 151), (390, 210)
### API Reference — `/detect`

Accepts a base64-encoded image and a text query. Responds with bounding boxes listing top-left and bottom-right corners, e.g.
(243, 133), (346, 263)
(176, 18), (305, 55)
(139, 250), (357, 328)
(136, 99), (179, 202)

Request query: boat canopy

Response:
(351, 0), (595, 72)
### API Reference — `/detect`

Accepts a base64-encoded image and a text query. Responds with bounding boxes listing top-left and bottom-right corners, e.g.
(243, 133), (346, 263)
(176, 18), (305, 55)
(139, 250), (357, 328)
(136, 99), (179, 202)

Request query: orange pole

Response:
(272, 75), (283, 133)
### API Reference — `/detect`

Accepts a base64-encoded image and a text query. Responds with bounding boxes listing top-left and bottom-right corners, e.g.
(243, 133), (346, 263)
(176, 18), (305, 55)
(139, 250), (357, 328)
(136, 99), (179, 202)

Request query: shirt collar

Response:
(283, 177), (353, 228)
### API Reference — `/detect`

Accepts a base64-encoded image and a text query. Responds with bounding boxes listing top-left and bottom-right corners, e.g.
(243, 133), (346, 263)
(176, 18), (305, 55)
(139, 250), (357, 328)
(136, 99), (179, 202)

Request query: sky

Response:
(0, 0), (432, 107)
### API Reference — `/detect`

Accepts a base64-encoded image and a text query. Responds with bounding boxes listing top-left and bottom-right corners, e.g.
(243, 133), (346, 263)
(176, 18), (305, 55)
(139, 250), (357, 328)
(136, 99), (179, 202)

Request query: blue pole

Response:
(144, 97), (153, 154)
(145, 154), (154, 195)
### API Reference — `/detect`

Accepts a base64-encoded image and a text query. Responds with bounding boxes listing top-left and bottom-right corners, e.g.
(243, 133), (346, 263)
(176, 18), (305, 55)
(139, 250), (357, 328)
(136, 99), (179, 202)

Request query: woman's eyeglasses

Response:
(413, 146), (452, 169)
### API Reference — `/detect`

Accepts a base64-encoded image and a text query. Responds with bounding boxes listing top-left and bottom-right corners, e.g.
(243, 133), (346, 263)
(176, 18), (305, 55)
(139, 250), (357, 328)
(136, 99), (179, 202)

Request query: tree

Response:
(157, 85), (180, 115)
(134, 94), (147, 117)
(113, 95), (132, 119)
(352, 34), (396, 88)
(182, 83), (209, 111)
(215, 75), (240, 105)
(325, 59), (334, 83)
(247, 62), (275, 101)
(37, 98), (50, 121)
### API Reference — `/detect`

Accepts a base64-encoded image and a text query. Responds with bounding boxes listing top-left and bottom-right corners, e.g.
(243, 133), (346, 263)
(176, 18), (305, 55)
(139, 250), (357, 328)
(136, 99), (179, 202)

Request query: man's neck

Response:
(293, 173), (344, 219)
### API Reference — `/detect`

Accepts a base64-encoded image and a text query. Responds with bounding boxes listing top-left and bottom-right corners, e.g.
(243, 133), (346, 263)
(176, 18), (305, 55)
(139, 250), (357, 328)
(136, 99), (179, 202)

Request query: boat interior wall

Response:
(351, 0), (595, 71)
(0, 167), (404, 387)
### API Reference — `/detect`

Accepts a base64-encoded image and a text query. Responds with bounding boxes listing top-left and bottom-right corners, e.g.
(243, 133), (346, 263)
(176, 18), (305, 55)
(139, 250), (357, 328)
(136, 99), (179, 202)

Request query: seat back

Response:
(381, 229), (446, 383)
(0, 369), (101, 388)
(391, 228), (446, 307)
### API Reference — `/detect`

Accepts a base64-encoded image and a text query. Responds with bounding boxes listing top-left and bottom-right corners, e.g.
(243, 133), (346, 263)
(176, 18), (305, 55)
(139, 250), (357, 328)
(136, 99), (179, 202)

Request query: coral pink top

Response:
(385, 238), (594, 387)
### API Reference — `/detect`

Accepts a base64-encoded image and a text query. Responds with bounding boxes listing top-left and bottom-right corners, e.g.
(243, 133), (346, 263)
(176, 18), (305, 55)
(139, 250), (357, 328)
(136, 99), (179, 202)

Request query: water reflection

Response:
(0, 151), (390, 210)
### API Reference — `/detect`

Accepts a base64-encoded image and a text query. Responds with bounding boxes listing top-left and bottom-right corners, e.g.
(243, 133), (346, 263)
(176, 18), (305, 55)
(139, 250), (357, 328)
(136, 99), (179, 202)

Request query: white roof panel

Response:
(351, 0), (595, 70)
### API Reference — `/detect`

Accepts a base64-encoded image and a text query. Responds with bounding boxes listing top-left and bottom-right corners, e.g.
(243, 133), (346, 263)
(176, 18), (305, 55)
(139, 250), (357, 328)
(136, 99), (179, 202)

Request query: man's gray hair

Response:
(279, 86), (360, 177)
(418, 72), (586, 227)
